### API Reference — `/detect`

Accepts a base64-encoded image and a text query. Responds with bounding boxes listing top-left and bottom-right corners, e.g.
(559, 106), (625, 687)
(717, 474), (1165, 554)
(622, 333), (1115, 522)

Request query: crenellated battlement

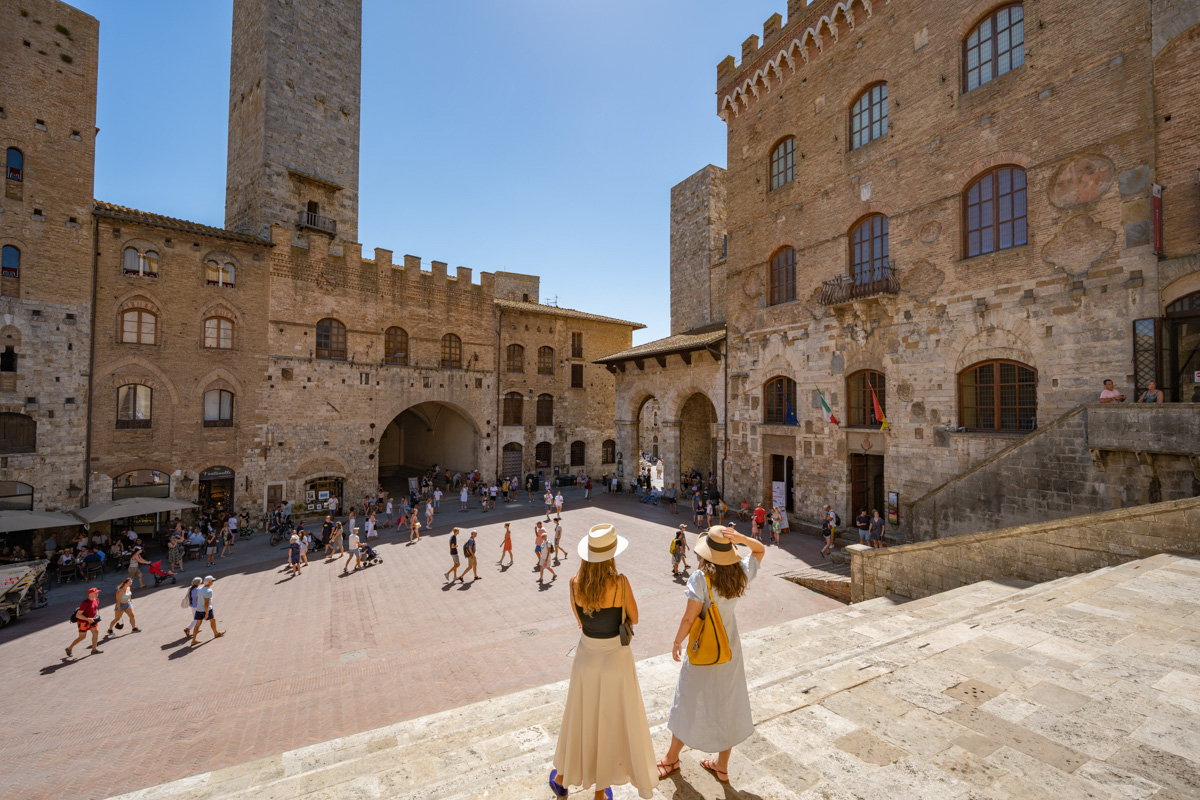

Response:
(716, 0), (873, 120)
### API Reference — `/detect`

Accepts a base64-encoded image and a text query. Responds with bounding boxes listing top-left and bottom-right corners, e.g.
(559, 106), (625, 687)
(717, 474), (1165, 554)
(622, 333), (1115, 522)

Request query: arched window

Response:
(503, 392), (523, 426)
(536, 393), (554, 426)
(535, 441), (552, 468)
(764, 377), (797, 425)
(1, 245), (20, 279)
(964, 166), (1027, 257)
(122, 247), (159, 278)
(506, 343), (525, 373)
(959, 360), (1037, 431)
(850, 83), (888, 150)
(0, 480), (34, 510)
(602, 439), (616, 464)
(116, 384), (152, 429)
(1166, 290), (1200, 315)
(847, 370), (886, 427)
(204, 317), (234, 349)
(441, 334), (462, 368)
(384, 326), (408, 365)
(769, 137), (795, 191)
(205, 259), (236, 288)
(851, 214), (889, 287)
(0, 413), (36, 453)
(538, 346), (555, 375)
(316, 318), (346, 360)
(5, 147), (23, 181)
(120, 309), (156, 345)
(965, 4), (1025, 92)
(768, 247), (796, 306)
(203, 389), (234, 427)
(570, 440), (586, 467)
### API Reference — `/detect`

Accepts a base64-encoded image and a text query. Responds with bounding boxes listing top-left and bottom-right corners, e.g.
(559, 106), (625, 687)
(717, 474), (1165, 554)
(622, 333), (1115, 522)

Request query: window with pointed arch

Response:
(205, 259), (235, 288)
(851, 214), (889, 286)
(570, 440), (586, 467)
(850, 83), (888, 150)
(506, 343), (524, 373)
(964, 166), (1027, 257)
(120, 308), (156, 345)
(846, 370), (886, 428)
(203, 389), (234, 428)
(538, 346), (555, 375)
(316, 318), (347, 360)
(123, 247), (159, 278)
(536, 393), (554, 426)
(769, 137), (795, 191)
(964, 4), (1024, 92)
(601, 439), (616, 464)
(764, 376), (796, 425)
(204, 317), (234, 349)
(116, 384), (152, 429)
(503, 392), (523, 426)
(384, 326), (408, 365)
(959, 360), (1037, 432)
(768, 247), (796, 306)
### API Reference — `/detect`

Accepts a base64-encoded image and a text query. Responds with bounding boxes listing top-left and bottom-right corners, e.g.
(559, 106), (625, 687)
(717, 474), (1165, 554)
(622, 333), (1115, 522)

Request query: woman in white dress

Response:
(657, 526), (765, 784)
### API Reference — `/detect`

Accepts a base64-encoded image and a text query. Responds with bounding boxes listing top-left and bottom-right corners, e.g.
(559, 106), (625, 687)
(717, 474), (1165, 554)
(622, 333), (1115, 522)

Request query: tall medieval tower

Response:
(224, 0), (362, 245)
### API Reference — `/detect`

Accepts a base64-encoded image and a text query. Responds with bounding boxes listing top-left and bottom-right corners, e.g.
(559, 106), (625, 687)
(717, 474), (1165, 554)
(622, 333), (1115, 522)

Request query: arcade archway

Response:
(378, 402), (481, 485)
(678, 392), (718, 480)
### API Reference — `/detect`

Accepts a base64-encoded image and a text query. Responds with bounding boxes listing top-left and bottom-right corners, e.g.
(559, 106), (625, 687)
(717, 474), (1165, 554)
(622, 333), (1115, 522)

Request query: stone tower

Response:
(224, 0), (362, 244)
(669, 164), (727, 335)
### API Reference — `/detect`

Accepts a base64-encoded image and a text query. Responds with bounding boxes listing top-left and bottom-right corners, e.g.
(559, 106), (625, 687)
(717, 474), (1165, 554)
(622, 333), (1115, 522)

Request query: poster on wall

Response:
(318, 490), (330, 501)
(408, 477), (419, 493)
(306, 490), (315, 503)
(887, 491), (900, 526)
(771, 481), (786, 509)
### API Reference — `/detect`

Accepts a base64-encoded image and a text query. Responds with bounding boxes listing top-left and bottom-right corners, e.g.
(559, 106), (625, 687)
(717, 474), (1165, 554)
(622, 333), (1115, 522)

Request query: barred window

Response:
(441, 334), (462, 368)
(764, 377), (796, 425)
(384, 327), (408, 365)
(769, 138), (795, 191)
(601, 439), (616, 464)
(850, 83), (888, 150)
(570, 440), (585, 467)
(538, 346), (554, 375)
(316, 318), (347, 360)
(959, 360), (1037, 431)
(964, 166), (1027, 257)
(506, 344), (524, 372)
(965, 4), (1024, 92)
(503, 392), (523, 426)
(768, 247), (796, 306)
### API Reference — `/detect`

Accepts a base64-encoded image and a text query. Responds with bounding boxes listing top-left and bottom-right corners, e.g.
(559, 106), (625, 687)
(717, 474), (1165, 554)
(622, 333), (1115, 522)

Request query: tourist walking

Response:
(869, 509), (885, 548)
(433, 487), (443, 513)
(220, 520), (235, 558)
(554, 490), (564, 516)
(500, 522), (513, 566)
(128, 546), (151, 588)
(671, 525), (689, 576)
(424, 499), (434, 530)
(325, 521), (344, 558)
(204, 526), (218, 566)
(553, 518), (568, 562)
(821, 505), (836, 557)
(383, 499), (393, 529)
(365, 513), (377, 542)
(751, 503), (766, 541)
(461, 531), (479, 581)
(770, 507), (782, 544)
(460, 484), (469, 511)
(168, 533), (185, 574)
(657, 526), (765, 784)
(855, 508), (870, 545)
(538, 532), (557, 584)
(105, 578), (139, 635)
(692, 492), (704, 528)
(548, 524), (657, 799)
(347, 511), (358, 545)
(667, 484), (678, 514)
(533, 521), (546, 569)
(66, 586), (103, 657)
(190, 575), (225, 646)
(544, 489), (554, 521)
(445, 528), (462, 582)
(410, 516), (422, 542)
(287, 534), (302, 576)
(182, 577), (202, 637)
(344, 527), (362, 572)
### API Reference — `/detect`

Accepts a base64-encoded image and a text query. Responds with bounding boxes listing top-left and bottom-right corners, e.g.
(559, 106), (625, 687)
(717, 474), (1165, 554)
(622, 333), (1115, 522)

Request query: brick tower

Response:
(224, 0), (362, 245)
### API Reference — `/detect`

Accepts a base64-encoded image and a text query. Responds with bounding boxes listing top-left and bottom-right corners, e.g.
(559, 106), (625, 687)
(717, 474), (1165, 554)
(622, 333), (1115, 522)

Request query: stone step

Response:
(778, 561), (852, 602)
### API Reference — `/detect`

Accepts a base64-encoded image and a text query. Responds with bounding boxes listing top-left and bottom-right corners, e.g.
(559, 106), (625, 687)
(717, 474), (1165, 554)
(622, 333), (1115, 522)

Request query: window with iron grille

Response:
(769, 248), (796, 305)
(203, 389), (234, 428)
(384, 327), (408, 365)
(850, 83), (888, 150)
(846, 370), (886, 427)
(769, 138), (795, 191)
(503, 392), (523, 426)
(536, 394), (554, 425)
(965, 4), (1024, 92)
(120, 309), (156, 345)
(204, 317), (234, 349)
(570, 363), (584, 388)
(964, 166), (1027, 257)
(763, 377), (796, 424)
(571, 332), (583, 358)
(0, 412), (35, 453)
(441, 334), (462, 368)
(116, 384), (152, 429)
(538, 346), (554, 375)
(601, 439), (616, 464)
(959, 360), (1037, 431)
(851, 215), (889, 285)
(316, 318), (347, 360)
(506, 343), (524, 372)
(535, 441), (552, 467)
(570, 440), (585, 467)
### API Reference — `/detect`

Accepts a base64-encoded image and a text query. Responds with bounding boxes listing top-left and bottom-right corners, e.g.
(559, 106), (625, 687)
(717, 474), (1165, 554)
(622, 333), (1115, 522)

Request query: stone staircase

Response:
(778, 561), (852, 601)
(109, 554), (1200, 800)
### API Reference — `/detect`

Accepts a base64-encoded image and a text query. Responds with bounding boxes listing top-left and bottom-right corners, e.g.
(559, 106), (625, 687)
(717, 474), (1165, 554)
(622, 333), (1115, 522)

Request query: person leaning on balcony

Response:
(1099, 379), (1126, 403)
(1138, 380), (1165, 403)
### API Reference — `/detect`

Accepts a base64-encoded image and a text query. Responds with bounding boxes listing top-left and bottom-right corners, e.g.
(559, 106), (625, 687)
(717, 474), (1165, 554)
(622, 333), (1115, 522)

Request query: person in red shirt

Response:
(752, 503), (767, 541)
(66, 587), (103, 658)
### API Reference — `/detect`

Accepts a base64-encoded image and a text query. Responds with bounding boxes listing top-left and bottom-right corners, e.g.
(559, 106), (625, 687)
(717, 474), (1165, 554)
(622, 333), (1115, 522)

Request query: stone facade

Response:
(670, 165), (727, 335)
(0, 0), (97, 513)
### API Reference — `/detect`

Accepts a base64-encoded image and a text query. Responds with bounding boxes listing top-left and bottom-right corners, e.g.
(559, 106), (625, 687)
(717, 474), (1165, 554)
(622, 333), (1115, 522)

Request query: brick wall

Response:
(852, 495), (1200, 601)
(670, 165), (726, 335)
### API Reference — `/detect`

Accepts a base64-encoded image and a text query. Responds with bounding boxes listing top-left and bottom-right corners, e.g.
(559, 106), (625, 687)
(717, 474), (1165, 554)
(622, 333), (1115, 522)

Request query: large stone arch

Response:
(377, 399), (484, 485)
(1162, 269), (1200, 312)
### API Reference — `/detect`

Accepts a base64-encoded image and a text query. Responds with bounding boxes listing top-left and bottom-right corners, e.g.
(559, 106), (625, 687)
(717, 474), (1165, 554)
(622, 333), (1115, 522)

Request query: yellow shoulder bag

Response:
(687, 573), (731, 666)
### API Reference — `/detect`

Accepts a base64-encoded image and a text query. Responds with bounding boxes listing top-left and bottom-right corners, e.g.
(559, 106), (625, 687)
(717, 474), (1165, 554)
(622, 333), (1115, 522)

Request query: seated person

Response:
(11, 545), (28, 562)
(1099, 379), (1126, 403)
(739, 499), (751, 521)
(81, 547), (104, 573)
(187, 529), (206, 547)
(639, 488), (661, 504)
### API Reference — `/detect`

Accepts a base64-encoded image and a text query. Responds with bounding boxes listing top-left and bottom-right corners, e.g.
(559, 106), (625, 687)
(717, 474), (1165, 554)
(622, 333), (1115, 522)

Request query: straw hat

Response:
(694, 526), (743, 566)
(577, 523), (628, 563)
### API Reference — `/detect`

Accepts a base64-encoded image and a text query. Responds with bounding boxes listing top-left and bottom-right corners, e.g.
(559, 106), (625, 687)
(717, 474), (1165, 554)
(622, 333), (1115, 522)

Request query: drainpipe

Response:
(83, 211), (100, 510)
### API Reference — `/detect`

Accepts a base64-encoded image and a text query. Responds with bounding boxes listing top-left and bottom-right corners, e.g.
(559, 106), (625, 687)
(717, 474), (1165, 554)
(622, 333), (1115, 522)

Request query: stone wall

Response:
(852, 495), (1200, 602)
(669, 165), (726, 336)
(908, 404), (1200, 541)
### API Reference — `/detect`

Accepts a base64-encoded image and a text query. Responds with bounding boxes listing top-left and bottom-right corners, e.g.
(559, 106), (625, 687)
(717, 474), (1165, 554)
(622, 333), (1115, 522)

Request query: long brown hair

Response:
(697, 558), (747, 599)
(574, 558), (619, 615)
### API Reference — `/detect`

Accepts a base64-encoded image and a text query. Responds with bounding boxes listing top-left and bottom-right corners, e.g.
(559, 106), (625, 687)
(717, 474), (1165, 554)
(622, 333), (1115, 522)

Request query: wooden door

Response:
(850, 454), (868, 521)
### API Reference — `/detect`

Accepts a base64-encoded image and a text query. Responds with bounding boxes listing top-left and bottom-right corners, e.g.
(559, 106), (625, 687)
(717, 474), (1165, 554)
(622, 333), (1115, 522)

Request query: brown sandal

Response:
(700, 759), (728, 782)
(656, 759), (680, 779)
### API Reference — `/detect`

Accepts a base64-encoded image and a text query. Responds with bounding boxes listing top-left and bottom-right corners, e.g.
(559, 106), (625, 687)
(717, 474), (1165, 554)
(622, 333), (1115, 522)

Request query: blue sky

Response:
(70, 0), (785, 344)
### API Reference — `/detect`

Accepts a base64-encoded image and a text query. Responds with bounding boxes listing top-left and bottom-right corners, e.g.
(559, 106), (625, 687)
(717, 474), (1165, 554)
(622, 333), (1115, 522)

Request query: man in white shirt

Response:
(327, 495), (339, 517)
(344, 527), (361, 572)
(383, 499), (393, 528)
(433, 488), (443, 513)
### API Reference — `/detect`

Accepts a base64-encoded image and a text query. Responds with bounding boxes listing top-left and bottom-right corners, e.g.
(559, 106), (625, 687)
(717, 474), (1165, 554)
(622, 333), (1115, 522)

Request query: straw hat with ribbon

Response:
(694, 526), (743, 566)
(577, 523), (629, 562)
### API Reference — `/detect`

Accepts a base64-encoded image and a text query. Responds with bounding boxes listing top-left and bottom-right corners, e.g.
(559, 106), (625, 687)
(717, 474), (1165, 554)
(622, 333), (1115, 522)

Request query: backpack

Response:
(833, 511), (841, 527)
(669, 538), (677, 554)
(687, 574), (731, 666)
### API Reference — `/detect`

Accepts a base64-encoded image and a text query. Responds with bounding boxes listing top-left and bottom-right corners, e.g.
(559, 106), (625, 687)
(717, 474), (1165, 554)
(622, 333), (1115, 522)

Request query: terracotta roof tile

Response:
(494, 299), (644, 329)
(595, 325), (726, 363)
(93, 201), (271, 246)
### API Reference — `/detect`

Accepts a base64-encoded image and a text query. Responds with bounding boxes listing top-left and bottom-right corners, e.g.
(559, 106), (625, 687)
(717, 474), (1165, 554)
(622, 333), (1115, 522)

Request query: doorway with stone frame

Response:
(850, 453), (885, 524)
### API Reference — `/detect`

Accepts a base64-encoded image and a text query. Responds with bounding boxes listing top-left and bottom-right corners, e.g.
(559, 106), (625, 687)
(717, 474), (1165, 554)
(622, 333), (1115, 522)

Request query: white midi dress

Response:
(666, 555), (758, 753)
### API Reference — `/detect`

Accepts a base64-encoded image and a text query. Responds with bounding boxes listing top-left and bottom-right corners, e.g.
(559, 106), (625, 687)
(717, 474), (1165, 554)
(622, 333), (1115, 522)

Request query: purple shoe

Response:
(548, 769), (568, 797)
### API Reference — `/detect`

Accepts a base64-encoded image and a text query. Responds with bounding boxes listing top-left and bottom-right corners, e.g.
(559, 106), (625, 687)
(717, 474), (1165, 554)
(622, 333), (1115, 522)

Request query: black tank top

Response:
(575, 604), (623, 639)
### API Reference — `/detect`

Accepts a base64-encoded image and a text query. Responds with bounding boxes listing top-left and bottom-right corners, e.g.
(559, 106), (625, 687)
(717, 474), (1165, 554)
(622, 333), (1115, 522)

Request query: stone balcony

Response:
(818, 264), (900, 306)
(298, 210), (337, 236)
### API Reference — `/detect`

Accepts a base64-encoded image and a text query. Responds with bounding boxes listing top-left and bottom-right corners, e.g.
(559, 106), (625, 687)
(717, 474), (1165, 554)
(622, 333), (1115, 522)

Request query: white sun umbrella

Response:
(0, 509), (84, 533)
(71, 496), (196, 525)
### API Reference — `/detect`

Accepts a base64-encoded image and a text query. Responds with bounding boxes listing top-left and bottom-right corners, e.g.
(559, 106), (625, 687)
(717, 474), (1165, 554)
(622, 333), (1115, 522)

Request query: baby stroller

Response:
(359, 543), (383, 568)
(148, 560), (178, 586)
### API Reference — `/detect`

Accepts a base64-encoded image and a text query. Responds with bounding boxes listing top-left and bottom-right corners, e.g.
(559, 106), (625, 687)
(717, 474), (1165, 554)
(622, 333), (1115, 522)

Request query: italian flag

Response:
(816, 388), (840, 427)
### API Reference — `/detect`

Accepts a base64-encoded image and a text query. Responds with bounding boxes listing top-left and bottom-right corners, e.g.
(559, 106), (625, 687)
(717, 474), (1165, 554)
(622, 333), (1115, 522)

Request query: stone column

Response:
(714, 423), (727, 492)
(661, 420), (682, 488)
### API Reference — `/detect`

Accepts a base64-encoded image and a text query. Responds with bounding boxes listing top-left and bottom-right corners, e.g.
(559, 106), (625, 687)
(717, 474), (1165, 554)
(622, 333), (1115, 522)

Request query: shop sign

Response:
(200, 466), (235, 481)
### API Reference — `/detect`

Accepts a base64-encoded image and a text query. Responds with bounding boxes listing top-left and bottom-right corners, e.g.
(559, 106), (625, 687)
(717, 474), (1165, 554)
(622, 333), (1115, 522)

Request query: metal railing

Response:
(818, 264), (900, 306)
(298, 210), (337, 235)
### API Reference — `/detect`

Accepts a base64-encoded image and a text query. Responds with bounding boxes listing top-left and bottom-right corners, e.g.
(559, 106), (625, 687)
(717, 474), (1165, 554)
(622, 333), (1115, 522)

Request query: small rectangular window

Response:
(571, 364), (584, 388)
(571, 332), (583, 358)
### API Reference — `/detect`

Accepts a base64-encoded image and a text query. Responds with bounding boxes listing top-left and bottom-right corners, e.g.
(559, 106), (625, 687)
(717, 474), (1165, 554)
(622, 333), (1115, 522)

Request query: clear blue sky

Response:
(70, 0), (784, 345)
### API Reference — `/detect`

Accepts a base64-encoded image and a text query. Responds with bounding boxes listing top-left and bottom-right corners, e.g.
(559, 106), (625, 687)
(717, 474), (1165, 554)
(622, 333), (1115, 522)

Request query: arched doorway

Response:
(501, 442), (523, 478)
(378, 401), (481, 491)
(679, 393), (718, 482)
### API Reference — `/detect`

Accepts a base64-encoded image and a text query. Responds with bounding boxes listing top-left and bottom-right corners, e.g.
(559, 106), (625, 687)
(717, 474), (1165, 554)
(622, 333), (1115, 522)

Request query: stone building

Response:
(612, 0), (1200, 537)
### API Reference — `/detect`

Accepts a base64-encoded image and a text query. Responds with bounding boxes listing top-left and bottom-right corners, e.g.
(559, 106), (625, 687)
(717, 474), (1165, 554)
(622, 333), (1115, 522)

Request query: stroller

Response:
(148, 560), (178, 586)
(359, 542), (383, 568)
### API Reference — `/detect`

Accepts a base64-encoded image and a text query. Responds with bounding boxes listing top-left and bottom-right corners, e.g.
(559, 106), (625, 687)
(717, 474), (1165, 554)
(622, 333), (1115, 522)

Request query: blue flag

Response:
(784, 398), (798, 425)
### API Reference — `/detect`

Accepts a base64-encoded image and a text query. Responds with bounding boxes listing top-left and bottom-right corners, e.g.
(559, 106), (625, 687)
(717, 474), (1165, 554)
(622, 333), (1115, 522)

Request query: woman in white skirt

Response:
(549, 524), (658, 799)
(657, 526), (765, 784)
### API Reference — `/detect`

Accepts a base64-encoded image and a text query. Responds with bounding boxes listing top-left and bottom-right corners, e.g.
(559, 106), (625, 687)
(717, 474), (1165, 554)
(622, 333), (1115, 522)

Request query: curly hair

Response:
(574, 558), (619, 615)
(697, 558), (747, 599)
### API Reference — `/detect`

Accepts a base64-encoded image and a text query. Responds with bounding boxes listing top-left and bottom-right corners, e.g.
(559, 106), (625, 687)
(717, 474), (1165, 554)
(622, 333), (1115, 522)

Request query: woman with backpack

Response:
(670, 525), (689, 577)
(656, 526), (765, 784)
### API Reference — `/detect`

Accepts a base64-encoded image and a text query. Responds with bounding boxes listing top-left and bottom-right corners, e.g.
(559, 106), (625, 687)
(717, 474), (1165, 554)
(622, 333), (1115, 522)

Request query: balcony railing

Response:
(818, 264), (900, 306)
(298, 210), (337, 235)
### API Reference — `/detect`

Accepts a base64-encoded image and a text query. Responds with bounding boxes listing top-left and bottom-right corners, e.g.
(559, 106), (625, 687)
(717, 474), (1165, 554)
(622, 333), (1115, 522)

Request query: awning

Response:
(0, 510), (83, 534)
(72, 497), (197, 524)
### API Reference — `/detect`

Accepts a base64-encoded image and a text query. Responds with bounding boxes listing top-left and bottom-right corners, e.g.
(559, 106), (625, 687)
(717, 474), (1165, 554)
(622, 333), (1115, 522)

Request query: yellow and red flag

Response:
(869, 381), (889, 431)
